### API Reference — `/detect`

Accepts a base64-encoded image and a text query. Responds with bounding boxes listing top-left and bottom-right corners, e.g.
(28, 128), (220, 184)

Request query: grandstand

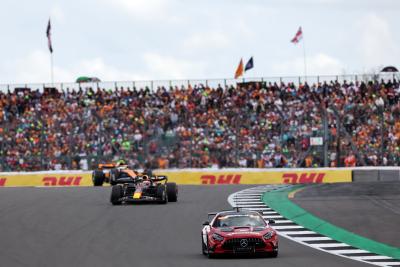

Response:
(0, 74), (399, 171)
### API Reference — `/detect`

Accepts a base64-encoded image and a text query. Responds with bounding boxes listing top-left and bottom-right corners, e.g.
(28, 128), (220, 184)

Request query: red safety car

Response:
(201, 209), (278, 257)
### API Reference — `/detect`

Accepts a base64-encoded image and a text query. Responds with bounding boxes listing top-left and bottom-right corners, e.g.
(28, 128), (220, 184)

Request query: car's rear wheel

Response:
(166, 182), (178, 202)
(156, 184), (168, 204)
(92, 170), (105, 186)
(110, 185), (123, 205)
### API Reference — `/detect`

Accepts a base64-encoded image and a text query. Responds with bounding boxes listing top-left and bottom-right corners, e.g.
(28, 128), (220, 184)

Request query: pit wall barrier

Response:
(1, 167), (399, 187)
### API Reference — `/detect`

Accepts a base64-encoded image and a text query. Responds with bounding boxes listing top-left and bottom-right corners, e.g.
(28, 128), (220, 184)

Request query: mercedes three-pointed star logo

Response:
(240, 239), (248, 248)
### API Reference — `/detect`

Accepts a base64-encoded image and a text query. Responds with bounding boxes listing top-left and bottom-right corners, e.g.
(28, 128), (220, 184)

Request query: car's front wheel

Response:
(110, 185), (123, 205)
(156, 184), (168, 204)
(201, 235), (207, 255)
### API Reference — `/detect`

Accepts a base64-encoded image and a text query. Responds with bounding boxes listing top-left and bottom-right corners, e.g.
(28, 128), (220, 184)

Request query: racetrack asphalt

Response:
(293, 181), (400, 248)
(0, 185), (370, 267)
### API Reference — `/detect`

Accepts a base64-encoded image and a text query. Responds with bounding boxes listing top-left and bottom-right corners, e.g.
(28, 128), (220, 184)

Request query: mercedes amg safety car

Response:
(201, 209), (278, 257)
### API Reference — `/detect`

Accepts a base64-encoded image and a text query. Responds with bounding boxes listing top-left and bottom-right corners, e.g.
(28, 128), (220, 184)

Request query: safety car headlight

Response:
(212, 233), (224, 241)
(263, 231), (274, 240)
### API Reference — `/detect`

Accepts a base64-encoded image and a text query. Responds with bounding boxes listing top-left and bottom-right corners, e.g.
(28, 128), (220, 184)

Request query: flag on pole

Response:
(244, 57), (254, 72)
(291, 26), (303, 44)
(46, 19), (53, 53)
(234, 58), (244, 79)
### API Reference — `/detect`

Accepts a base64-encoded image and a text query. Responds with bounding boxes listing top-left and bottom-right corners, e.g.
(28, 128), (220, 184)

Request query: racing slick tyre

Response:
(110, 185), (123, 205)
(156, 184), (168, 204)
(166, 182), (178, 202)
(109, 169), (120, 185)
(92, 170), (105, 186)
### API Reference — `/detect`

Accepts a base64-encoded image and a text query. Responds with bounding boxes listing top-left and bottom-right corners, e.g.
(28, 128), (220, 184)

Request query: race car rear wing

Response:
(149, 175), (168, 183)
(98, 164), (128, 169)
(111, 174), (169, 185)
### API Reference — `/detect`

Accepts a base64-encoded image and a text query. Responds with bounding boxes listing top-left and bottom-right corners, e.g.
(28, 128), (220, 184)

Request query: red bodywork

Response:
(202, 211), (278, 256)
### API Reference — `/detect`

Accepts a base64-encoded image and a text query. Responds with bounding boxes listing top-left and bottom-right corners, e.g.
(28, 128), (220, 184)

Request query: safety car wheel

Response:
(166, 182), (178, 202)
(201, 234), (208, 255)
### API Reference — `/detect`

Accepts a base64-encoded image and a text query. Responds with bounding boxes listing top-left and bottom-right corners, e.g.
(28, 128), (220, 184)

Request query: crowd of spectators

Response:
(0, 78), (399, 171)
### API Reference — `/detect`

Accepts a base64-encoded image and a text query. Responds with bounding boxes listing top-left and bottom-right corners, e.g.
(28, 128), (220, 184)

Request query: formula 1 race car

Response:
(201, 208), (278, 257)
(109, 171), (178, 205)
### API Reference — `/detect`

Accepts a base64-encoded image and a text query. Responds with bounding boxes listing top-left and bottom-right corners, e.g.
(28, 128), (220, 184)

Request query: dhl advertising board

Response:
(154, 169), (352, 185)
(0, 172), (93, 187)
(0, 169), (351, 187)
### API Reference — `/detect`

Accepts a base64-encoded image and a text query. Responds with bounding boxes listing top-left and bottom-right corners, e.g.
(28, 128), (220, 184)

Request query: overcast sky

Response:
(0, 0), (399, 84)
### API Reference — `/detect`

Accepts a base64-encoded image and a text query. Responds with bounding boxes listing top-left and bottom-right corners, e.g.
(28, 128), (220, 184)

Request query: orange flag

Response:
(234, 58), (244, 79)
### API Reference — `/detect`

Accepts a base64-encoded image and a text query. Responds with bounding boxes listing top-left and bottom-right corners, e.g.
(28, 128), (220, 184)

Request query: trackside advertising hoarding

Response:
(154, 169), (351, 185)
(0, 172), (93, 187)
(0, 168), (353, 187)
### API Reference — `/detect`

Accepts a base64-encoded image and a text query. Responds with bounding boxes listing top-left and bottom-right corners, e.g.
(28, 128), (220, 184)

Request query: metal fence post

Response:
(336, 113), (341, 167)
(380, 106), (385, 165)
(323, 109), (329, 167)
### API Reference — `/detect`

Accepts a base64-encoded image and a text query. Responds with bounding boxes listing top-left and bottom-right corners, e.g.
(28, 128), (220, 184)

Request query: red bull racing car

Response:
(201, 209), (278, 257)
(109, 169), (177, 205)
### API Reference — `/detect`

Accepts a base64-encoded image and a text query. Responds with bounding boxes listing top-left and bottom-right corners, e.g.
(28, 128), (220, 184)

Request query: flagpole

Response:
(302, 31), (307, 82)
(50, 52), (54, 85)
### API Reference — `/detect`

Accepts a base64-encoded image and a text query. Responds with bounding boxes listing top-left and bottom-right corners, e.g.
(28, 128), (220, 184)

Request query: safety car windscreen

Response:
(212, 214), (266, 228)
